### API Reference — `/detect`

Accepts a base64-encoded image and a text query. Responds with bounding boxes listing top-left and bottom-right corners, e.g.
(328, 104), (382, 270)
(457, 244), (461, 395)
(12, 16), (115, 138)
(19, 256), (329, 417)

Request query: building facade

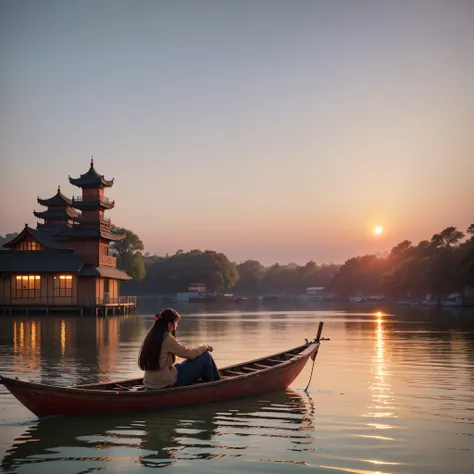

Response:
(0, 159), (135, 315)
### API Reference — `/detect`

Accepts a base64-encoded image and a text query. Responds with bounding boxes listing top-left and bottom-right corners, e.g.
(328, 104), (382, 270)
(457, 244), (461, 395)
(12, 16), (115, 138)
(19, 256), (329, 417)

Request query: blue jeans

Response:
(174, 352), (220, 387)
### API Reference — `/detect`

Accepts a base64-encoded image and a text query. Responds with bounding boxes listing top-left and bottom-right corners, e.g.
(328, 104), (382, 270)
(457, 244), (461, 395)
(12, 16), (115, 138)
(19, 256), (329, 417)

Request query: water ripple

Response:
(1, 390), (316, 472)
(1, 309), (474, 473)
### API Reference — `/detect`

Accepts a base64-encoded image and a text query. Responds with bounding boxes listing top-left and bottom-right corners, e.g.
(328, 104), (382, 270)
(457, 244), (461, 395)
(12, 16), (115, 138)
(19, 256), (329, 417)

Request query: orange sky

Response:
(1, 1), (473, 264)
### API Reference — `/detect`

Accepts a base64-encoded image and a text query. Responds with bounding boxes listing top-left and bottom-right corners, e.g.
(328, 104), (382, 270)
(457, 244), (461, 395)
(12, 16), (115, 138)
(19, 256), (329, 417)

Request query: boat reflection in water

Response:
(2, 389), (315, 472)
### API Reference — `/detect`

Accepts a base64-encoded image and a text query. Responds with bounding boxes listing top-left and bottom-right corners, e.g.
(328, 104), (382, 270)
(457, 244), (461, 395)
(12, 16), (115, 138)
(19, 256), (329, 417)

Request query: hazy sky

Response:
(1, 1), (473, 265)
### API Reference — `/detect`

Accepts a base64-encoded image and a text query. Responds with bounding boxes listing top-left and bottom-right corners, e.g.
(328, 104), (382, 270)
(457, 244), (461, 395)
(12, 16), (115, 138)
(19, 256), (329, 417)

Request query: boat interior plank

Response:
(253, 363), (271, 369)
(224, 370), (246, 376)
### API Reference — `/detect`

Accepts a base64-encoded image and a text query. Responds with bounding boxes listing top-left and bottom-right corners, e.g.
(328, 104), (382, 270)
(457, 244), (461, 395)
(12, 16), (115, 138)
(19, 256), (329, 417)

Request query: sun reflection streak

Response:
(367, 312), (395, 427)
(320, 465), (389, 474)
(354, 434), (394, 441)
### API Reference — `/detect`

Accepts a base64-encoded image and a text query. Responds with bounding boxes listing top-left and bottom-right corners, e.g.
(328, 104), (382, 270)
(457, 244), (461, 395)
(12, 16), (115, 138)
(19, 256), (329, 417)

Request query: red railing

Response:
(119, 296), (137, 304)
(72, 196), (115, 205)
(81, 296), (137, 306)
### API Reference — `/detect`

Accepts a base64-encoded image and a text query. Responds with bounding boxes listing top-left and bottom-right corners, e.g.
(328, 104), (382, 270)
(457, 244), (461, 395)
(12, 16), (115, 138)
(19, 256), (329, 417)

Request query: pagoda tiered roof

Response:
(54, 226), (126, 242)
(37, 186), (72, 207)
(69, 158), (114, 188)
(33, 208), (80, 221)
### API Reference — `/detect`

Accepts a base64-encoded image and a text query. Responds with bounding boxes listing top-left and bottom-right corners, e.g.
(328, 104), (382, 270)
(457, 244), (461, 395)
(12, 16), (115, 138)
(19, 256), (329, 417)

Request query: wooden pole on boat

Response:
(316, 321), (324, 342)
(304, 321), (324, 392)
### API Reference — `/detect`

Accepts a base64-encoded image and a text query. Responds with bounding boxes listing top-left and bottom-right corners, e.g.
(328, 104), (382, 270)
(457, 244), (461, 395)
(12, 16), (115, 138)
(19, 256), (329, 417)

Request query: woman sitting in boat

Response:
(139, 308), (220, 389)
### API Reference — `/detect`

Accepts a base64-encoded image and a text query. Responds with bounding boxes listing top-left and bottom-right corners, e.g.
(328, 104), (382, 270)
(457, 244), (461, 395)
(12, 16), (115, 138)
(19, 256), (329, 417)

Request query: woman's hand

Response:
(206, 345), (214, 352)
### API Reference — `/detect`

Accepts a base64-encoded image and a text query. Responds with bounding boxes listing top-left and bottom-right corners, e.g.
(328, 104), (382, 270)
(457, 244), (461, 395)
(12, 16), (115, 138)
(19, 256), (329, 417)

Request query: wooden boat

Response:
(0, 323), (325, 419)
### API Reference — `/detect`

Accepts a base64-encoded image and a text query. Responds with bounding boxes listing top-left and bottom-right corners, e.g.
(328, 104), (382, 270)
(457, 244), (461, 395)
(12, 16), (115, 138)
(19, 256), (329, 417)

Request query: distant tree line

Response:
(108, 225), (474, 298)
(122, 251), (340, 296)
(114, 229), (340, 295)
(328, 225), (474, 298)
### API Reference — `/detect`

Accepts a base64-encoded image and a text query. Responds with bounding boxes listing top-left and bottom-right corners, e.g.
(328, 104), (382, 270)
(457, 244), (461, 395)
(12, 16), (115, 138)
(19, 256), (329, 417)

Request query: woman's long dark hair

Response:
(138, 308), (180, 370)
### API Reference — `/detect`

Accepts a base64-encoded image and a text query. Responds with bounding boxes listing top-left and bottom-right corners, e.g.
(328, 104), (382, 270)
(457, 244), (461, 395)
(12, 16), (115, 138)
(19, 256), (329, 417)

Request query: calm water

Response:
(0, 304), (473, 473)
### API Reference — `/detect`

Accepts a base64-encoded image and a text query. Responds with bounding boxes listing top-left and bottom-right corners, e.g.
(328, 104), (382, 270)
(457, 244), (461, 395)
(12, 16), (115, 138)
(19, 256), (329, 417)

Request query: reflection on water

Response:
(2, 315), (143, 385)
(1, 390), (314, 472)
(365, 312), (395, 433)
(1, 307), (474, 473)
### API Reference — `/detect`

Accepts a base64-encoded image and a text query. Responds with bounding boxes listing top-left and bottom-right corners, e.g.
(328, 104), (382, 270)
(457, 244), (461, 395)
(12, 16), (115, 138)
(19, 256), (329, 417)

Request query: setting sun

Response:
(374, 226), (383, 235)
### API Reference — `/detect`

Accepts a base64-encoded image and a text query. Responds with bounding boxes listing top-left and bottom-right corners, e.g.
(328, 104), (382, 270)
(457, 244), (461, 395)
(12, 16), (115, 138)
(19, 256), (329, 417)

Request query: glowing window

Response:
(54, 275), (73, 297)
(17, 240), (43, 251)
(12, 275), (41, 298)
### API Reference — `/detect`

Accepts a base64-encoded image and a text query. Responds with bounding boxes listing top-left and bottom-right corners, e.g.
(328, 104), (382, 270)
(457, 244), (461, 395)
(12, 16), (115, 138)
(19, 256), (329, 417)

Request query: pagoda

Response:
(63, 158), (125, 266)
(34, 186), (80, 233)
(0, 158), (134, 316)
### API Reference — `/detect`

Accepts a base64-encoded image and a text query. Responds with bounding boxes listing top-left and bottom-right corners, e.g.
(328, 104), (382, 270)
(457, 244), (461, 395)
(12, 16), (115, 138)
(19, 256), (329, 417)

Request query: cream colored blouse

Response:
(143, 333), (210, 389)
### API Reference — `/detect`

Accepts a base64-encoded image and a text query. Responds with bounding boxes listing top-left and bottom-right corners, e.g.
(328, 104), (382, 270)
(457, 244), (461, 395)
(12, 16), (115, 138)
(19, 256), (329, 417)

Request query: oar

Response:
(304, 322), (328, 392)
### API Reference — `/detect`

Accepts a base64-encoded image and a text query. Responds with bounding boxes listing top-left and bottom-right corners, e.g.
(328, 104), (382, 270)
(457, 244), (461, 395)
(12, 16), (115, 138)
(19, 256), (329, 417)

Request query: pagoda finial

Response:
(57, 185), (61, 193)
(90, 156), (94, 167)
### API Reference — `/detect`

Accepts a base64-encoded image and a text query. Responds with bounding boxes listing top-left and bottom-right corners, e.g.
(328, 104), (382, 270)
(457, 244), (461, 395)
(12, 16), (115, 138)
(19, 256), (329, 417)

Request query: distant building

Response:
(0, 159), (135, 315)
(303, 287), (326, 301)
(305, 287), (325, 297)
(177, 283), (206, 302)
(189, 283), (206, 293)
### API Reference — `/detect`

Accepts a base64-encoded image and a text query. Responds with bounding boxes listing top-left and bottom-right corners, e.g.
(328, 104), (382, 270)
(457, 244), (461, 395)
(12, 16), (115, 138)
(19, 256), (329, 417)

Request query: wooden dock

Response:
(0, 296), (137, 316)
